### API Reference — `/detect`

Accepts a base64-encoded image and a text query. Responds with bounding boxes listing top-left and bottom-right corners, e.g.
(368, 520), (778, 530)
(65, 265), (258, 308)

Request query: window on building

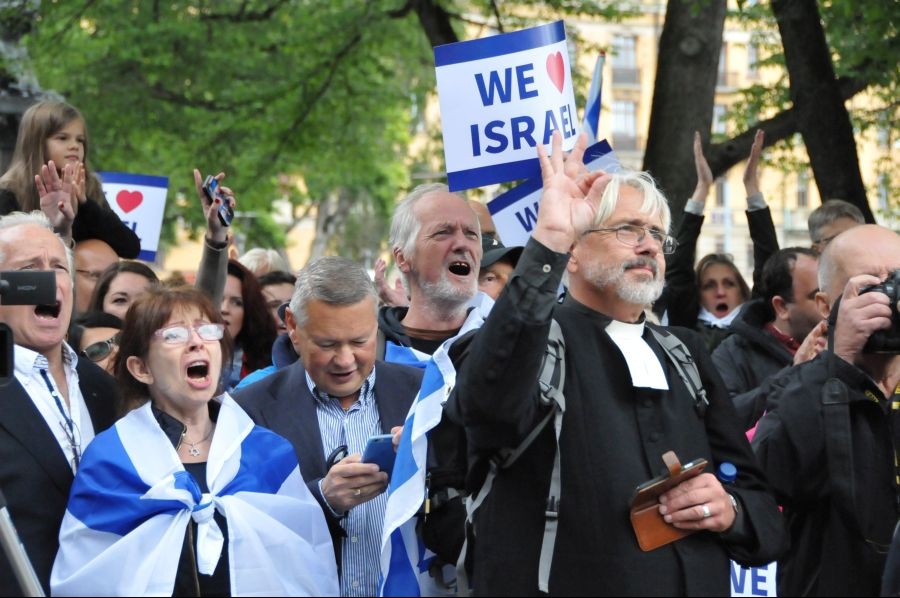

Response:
(876, 124), (890, 148)
(713, 104), (727, 135)
(612, 36), (639, 85)
(797, 171), (809, 208)
(612, 100), (637, 149)
(878, 173), (890, 211)
(612, 36), (636, 68)
(715, 178), (728, 208)
(715, 236), (726, 254)
(747, 43), (758, 78)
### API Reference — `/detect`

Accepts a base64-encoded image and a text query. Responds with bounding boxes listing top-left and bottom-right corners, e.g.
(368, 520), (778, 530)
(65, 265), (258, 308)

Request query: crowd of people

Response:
(0, 99), (897, 598)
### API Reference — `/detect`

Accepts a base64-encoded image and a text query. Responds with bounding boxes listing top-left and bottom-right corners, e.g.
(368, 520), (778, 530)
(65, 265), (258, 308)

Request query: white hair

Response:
(289, 256), (377, 327)
(238, 247), (291, 276)
(592, 170), (672, 233)
(0, 211), (74, 279)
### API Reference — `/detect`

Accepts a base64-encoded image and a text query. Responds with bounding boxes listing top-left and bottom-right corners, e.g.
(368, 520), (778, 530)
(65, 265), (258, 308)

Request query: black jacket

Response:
(232, 360), (422, 567)
(752, 352), (897, 596)
(0, 357), (118, 596)
(453, 238), (787, 596)
(0, 187), (141, 258)
(658, 208), (779, 353)
(712, 299), (793, 430)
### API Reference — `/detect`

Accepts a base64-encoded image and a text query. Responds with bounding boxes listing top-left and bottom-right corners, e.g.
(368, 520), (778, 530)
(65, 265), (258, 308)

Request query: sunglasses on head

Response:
(81, 334), (119, 362)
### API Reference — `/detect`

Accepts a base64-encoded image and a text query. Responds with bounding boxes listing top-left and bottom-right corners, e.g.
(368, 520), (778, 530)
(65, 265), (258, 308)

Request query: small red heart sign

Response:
(116, 190), (143, 213)
(546, 51), (566, 93)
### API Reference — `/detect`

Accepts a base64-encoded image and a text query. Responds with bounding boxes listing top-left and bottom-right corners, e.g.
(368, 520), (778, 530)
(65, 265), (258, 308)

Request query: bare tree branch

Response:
(201, 0), (289, 23)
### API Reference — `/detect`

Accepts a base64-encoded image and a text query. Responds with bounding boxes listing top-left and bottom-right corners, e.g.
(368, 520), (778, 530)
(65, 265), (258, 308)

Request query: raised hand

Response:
(73, 162), (87, 205)
(193, 169), (234, 244)
(793, 319), (828, 365)
(742, 130), (764, 198)
(35, 160), (77, 241)
(374, 258), (408, 307)
(533, 131), (609, 253)
(691, 131), (713, 204)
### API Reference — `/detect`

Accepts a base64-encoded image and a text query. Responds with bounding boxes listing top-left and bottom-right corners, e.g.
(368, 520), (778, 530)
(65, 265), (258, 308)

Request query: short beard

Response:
(417, 271), (476, 311)
(583, 257), (664, 305)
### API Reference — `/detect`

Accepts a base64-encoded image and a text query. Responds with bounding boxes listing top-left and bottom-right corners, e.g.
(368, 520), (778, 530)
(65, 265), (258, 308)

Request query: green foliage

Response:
(24, 0), (434, 252)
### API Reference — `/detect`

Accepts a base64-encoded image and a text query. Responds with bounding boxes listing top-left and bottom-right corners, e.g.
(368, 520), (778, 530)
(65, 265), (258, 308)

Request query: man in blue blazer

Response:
(234, 256), (422, 597)
(0, 212), (118, 596)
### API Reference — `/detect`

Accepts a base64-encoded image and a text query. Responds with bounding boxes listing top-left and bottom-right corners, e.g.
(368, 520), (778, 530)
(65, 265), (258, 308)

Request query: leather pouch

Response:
(630, 451), (707, 552)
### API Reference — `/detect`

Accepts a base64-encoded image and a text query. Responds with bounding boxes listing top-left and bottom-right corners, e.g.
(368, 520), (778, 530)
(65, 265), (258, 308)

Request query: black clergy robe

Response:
(450, 238), (787, 597)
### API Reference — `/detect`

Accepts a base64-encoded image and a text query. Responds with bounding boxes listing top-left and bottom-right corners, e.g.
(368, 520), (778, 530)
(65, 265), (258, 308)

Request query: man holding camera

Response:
(753, 224), (900, 597)
(0, 212), (118, 595)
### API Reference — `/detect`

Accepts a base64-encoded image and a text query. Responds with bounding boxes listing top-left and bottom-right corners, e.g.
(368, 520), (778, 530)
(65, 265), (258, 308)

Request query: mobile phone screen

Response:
(361, 434), (396, 477)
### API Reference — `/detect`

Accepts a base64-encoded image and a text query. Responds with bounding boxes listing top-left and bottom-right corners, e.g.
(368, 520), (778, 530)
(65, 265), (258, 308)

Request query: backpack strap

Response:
(648, 326), (708, 417)
(457, 319), (566, 596)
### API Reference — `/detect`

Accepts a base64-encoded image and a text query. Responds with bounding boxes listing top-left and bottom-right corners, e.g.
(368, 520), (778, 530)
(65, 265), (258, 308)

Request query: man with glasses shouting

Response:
(449, 133), (786, 596)
(0, 211), (118, 595)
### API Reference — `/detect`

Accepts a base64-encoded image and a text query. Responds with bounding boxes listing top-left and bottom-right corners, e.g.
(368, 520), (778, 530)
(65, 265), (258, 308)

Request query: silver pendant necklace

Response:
(181, 426), (213, 457)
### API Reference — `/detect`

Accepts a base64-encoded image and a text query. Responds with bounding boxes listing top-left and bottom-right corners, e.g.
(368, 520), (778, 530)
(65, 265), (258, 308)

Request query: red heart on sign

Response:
(546, 51), (566, 93)
(116, 190), (143, 213)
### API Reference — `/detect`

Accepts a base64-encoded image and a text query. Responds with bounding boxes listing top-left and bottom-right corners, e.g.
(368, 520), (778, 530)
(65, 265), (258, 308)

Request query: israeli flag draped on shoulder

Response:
(379, 293), (493, 597)
(581, 53), (605, 145)
(51, 394), (339, 597)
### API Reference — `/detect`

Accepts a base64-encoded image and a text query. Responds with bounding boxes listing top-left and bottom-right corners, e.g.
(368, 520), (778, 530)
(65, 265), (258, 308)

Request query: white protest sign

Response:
(435, 21), (578, 191)
(731, 561), (777, 597)
(99, 172), (168, 262)
(488, 139), (621, 248)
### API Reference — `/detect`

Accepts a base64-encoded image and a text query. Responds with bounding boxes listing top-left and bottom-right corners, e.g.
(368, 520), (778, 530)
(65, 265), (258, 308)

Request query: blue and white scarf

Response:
(379, 298), (491, 596)
(51, 394), (339, 597)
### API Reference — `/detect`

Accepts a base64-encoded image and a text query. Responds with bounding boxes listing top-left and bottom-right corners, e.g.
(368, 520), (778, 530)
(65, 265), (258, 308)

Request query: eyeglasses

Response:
(153, 322), (225, 345)
(582, 224), (678, 255)
(81, 334), (119, 362)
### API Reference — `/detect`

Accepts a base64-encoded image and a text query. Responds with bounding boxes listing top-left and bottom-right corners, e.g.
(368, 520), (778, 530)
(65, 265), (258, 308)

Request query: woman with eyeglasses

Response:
(655, 130), (778, 352)
(51, 286), (338, 596)
(68, 311), (122, 374)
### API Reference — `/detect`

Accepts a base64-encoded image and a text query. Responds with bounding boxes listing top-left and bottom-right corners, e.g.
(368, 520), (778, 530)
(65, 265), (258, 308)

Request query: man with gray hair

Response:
(753, 224), (900, 596)
(0, 211), (118, 595)
(450, 134), (785, 595)
(808, 198), (865, 252)
(233, 255), (423, 597)
(378, 183), (483, 362)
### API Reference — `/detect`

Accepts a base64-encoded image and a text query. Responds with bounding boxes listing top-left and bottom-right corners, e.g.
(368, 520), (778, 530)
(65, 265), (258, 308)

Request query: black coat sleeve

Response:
(0, 188), (19, 215)
(72, 199), (142, 258)
(453, 238), (568, 454)
(662, 212), (703, 327)
(671, 326), (789, 565)
(747, 207), (779, 297)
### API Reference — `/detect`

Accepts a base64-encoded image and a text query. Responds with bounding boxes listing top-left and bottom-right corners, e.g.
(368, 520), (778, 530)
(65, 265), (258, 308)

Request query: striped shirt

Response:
(307, 368), (386, 597)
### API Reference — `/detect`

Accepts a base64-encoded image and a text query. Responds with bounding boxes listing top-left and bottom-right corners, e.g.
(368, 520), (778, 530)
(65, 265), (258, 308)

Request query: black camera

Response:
(202, 175), (234, 227)
(860, 269), (900, 353)
(1, 271), (57, 383)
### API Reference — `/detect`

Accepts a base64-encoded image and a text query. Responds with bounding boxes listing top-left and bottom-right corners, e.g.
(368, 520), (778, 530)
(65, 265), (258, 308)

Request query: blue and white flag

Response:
(581, 53), (605, 145)
(379, 299), (492, 596)
(51, 395), (339, 597)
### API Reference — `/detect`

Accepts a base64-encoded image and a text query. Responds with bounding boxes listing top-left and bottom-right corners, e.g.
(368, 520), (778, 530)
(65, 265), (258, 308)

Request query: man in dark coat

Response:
(0, 212), (118, 596)
(712, 247), (822, 430)
(233, 256), (422, 597)
(451, 134), (786, 596)
(753, 224), (900, 597)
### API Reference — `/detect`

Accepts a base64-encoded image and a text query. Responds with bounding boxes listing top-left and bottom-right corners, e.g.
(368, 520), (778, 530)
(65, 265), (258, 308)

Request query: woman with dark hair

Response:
(87, 260), (159, 320)
(658, 130), (778, 352)
(0, 100), (140, 257)
(51, 286), (338, 596)
(68, 311), (123, 375)
(222, 260), (277, 387)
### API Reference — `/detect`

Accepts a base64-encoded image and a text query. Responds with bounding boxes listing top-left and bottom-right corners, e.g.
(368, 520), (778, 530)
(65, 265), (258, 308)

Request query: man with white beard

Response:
(450, 135), (786, 595)
(377, 184), (483, 362)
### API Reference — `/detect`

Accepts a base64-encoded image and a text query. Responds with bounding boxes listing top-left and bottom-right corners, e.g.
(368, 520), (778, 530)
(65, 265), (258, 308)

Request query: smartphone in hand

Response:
(202, 175), (234, 227)
(361, 434), (396, 478)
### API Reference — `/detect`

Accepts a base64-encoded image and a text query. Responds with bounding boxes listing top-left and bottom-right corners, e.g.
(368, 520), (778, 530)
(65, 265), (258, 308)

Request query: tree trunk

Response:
(771, 0), (874, 221)
(642, 0), (727, 230)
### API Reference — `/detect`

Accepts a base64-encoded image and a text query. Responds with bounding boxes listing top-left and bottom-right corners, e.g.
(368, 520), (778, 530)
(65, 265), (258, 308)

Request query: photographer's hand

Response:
(833, 274), (892, 365)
